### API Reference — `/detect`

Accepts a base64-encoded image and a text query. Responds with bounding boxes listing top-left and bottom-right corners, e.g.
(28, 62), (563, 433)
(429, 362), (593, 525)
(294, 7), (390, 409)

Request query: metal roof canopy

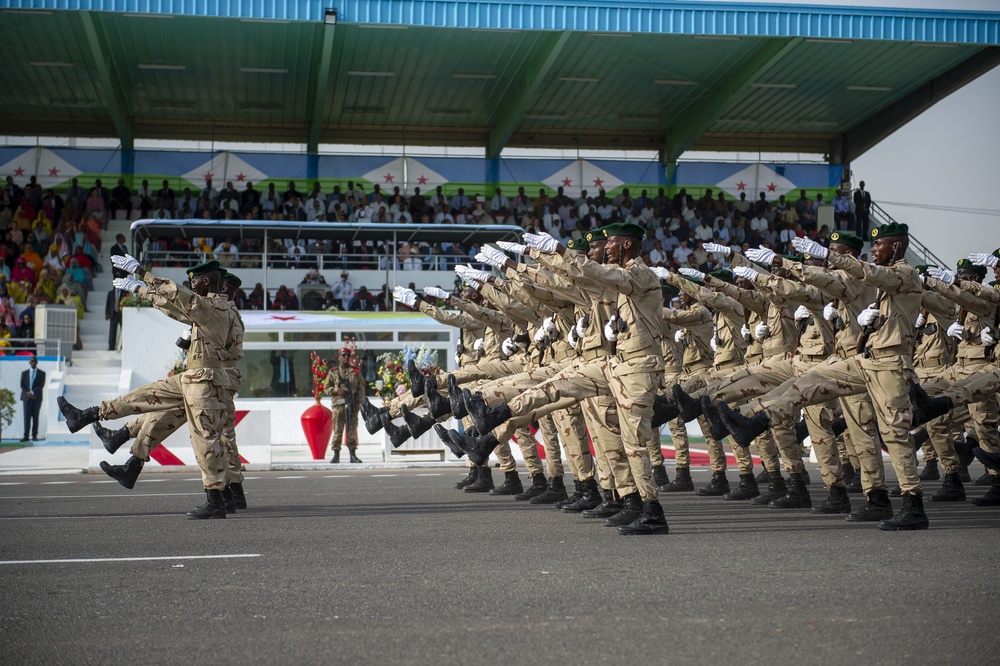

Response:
(2, 1), (999, 163)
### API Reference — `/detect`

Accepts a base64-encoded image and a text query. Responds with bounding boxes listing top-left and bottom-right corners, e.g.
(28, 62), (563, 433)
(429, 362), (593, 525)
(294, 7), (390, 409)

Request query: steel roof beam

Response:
(307, 22), (337, 154)
(79, 11), (133, 151)
(486, 31), (572, 158)
(662, 37), (801, 164)
(835, 46), (1000, 163)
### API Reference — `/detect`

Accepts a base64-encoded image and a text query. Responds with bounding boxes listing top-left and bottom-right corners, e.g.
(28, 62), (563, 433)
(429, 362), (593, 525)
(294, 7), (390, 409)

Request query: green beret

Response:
(187, 259), (221, 278)
(956, 258), (987, 279)
(914, 264), (938, 276)
(584, 230), (602, 243)
(993, 248), (1000, 260)
(681, 275), (705, 286)
(567, 237), (590, 252)
(602, 222), (645, 240)
(991, 281), (1000, 288)
(709, 269), (735, 284)
(870, 221), (908, 240)
(782, 254), (804, 263)
(661, 284), (679, 298)
(224, 272), (243, 288)
(750, 260), (771, 271)
(829, 230), (864, 252)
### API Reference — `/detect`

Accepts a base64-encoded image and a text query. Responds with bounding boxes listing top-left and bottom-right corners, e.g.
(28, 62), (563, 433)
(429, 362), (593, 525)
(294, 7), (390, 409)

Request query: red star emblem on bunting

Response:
(766, 182), (777, 192)
(235, 172), (246, 181)
(417, 175), (428, 185)
(203, 172), (214, 182)
(13, 167), (24, 176)
(736, 180), (746, 191)
(562, 178), (573, 187)
(383, 173), (395, 183)
(592, 177), (604, 187)
(268, 315), (298, 321)
(48, 167), (60, 177)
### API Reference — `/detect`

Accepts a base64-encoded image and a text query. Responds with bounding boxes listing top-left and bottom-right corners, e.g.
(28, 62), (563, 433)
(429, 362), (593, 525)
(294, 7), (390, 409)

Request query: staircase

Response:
(47, 216), (132, 442)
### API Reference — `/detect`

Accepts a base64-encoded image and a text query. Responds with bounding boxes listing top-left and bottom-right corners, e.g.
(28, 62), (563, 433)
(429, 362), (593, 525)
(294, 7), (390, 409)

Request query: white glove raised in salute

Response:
(793, 305), (811, 322)
(981, 327), (996, 346)
(928, 267), (955, 285)
(112, 276), (146, 293)
(473, 338), (485, 352)
(754, 323), (770, 341)
(823, 303), (838, 322)
(477, 245), (509, 268)
(679, 267), (705, 280)
(501, 337), (517, 356)
(575, 316), (587, 337)
(740, 325), (751, 339)
(914, 312), (926, 329)
(651, 266), (672, 280)
(522, 232), (560, 253)
(947, 322), (964, 340)
(423, 286), (449, 301)
(603, 317), (619, 342)
(791, 236), (828, 259)
(969, 253), (999, 268)
(394, 288), (418, 307)
(111, 253), (142, 275)
(674, 330), (685, 344)
(745, 248), (776, 265)
(703, 242), (731, 256)
(567, 327), (579, 347)
(857, 305), (879, 327)
(497, 240), (527, 255)
(732, 266), (759, 283)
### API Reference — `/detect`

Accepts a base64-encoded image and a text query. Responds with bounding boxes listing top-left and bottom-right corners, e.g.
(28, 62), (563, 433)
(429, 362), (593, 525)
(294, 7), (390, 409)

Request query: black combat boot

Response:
(722, 473), (759, 501)
(187, 489), (226, 519)
(751, 471), (787, 505)
(582, 488), (622, 518)
(842, 461), (857, 486)
(433, 423), (467, 459)
(561, 478), (602, 513)
(756, 468), (771, 485)
(975, 472), (992, 486)
(454, 466), (479, 490)
(94, 422), (129, 454)
(489, 471), (523, 496)
(918, 458), (940, 481)
(955, 434), (977, 469)
(406, 359), (425, 397)
(464, 466), (494, 493)
(330, 450), (341, 463)
(380, 412), (411, 448)
(959, 466), (973, 483)
(910, 383), (953, 428)
(696, 471), (730, 497)
(912, 428), (930, 449)
(448, 430), (500, 467)
(229, 483), (248, 509)
(57, 397), (99, 433)
(812, 485), (851, 514)
(617, 499), (670, 535)
(447, 374), (468, 419)
(831, 417), (848, 438)
(530, 476), (568, 505)
(973, 474), (1000, 507)
(514, 473), (547, 501)
(878, 493), (929, 531)
(846, 488), (893, 522)
(889, 485), (902, 497)
(700, 396), (730, 441)
(555, 480), (583, 509)
(794, 419), (809, 444)
(973, 447), (1000, 475)
(661, 466), (694, 492)
(603, 493), (643, 527)
(467, 394), (512, 434)
(401, 404), (435, 439)
(422, 378), (450, 419)
(99, 455), (144, 489)
(802, 468), (812, 485)
(769, 473), (812, 509)
(672, 384), (703, 423)
(929, 473), (966, 502)
(717, 402), (770, 449)
(846, 471), (864, 494)
(651, 394), (680, 428)
(651, 464), (669, 489)
(221, 486), (236, 514)
(349, 451), (362, 464)
(360, 397), (387, 434)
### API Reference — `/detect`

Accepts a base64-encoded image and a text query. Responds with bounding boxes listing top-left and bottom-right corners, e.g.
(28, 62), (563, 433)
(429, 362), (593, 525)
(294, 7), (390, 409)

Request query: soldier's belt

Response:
(955, 356), (992, 368)
(581, 347), (610, 361)
(797, 353), (828, 362)
(187, 359), (239, 369)
(863, 344), (911, 360)
(552, 348), (573, 363)
(713, 358), (742, 372)
(617, 348), (654, 362)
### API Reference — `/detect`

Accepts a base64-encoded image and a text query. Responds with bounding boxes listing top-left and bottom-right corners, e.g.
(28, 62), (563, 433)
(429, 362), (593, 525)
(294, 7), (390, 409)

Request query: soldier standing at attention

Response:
(326, 347), (366, 464)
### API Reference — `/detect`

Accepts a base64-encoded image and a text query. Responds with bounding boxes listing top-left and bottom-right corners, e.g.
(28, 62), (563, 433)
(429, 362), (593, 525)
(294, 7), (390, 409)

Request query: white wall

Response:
(122, 308), (188, 389)
(0, 357), (59, 441)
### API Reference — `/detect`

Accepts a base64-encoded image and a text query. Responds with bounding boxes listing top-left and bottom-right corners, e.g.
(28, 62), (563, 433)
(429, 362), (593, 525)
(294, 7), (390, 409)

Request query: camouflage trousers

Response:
(330, 405), (360, 452)
(943, 367), (1000, 408)
(582, 392), (634, 495)
(492, 355), (662, 500)
(551, 403), (595, 481)
(755, 353), (920, 495)
(838, 391), (886, 494)
(101, 371), (228, 491)
(914, 364), (964, 473)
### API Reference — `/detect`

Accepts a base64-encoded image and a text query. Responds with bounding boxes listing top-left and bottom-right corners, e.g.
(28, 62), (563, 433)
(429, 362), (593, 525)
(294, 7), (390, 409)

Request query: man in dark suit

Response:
(270, 350), (296, 397)
(853, 180), (872, 239)
(106, 269), (127, 351)
(21, 355), (45, 441)
(109, 234), (128, 260)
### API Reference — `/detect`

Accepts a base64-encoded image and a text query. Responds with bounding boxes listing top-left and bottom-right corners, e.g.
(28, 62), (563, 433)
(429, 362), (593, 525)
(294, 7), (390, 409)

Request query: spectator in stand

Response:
(214, 239), (239, 267)
(833, 189), (851, 230)
(91, 179), (110, 209)
(261, 184), (280, 215)
(271, 285), (299, 311)
(649, 241), (667, 267)
(408, 187), (426, 219)
(694, 217), (715, 242)
(449, 188), (470, 215)
(672, 237), (693, 267)
(136, 180), (153, 218)
(175, 188), (196, 217)
(241, 182), (260, 214)
(691, 241), (712, 272)
(246, 283), (269, 310)
(301, 267), (327, 285)
(853, 181), (872, 238)
(85, 189), (106, 224)
(157, 180), (175, 212)
(200, 178), (218, 204)
(348, 286), (375, 311)
(332, 271), (353, 310)
(65, 178), (87, 211)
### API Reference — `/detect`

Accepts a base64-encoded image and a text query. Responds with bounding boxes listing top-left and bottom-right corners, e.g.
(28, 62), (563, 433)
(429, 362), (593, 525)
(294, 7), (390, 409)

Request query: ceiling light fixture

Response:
(29, 61), (76, 67)
(451, 73), (498, 80)
(525, 114), (567, 120)
(240, 67), (288, 74)
(347, 71), (396, 77)
(556, 76), (599, 83)
(357, 24), (408, 29)
(653, 78), (697, 85)
(693, 35), (740, 41)
(123, 13), (174, 19)
(239, 18), (291, 24)
(343, 107), (387, 114)
(138, 63), (187, 71)
(584, 32), (632, 37)
(846, 85), (892, 92)
(4, 9), (54, 15)
(752, 82), (797, 89)
(805, 38), (852, 45)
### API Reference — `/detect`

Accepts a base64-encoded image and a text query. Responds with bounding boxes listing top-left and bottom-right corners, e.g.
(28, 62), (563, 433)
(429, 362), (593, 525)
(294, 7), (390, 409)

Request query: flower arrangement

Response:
(371, 345), (440, 401)
(120, 294), (152, 308)
(165, 352), (186, 378)
(309, 351), (330, 399)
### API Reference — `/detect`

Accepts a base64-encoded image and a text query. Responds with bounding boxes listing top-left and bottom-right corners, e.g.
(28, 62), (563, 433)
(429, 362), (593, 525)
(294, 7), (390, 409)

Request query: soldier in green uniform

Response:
(326, 347), (367, 463)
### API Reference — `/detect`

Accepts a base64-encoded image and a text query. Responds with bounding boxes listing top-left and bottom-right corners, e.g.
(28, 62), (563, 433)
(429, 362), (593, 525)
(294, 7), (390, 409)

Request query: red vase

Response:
(301, 396), (334, 460)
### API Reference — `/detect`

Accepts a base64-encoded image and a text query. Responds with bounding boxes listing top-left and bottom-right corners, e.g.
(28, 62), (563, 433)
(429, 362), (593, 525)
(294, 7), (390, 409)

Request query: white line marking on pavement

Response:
(0, 514), (184, 521)
(276, 476), (305, 479)
(42, 481), (75, 485)
(92, 480), (120, 484)
(0, 482), (25, 486)
(0, 554), (262, 565)
(324, 475), (349, 478)
(0, 492), (201, 500)
(370, 474), (398, 477)
(415, 473), (442, 476)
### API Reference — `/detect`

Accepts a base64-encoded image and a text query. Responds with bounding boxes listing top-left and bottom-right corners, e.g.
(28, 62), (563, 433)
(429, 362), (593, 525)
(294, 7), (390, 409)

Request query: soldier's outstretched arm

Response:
(826, 252), (912, 294)
(417, 299), (484, 332)
(758, 272), (825, 309)
(925, 277), (994, 318)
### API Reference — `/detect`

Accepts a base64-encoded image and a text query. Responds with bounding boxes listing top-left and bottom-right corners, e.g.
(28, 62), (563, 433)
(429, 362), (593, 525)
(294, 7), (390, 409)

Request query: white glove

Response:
(112, 277), (146, 293)
(732, 266), (759, 283)
(981, 327), (995, 346)
(823, 303), (838, 322)
(454, 353), (461, 366)
(111, 253), (141, 274)
(857, 306), (879, 327)
(523, 232), (560, 253)
(754, 323), (770, 341)
(473, 338), (484, 352)
(567, 327), (579, 346)
(928, 267), (955, 285)
(533, 326), (548, 344)
(794, 305), (811, 322)
(791, 237), (828, 259)
(741, 325), (751, 339)
(394, 288), (417, 307)
(947, 322), (964, 340)
(474, 251), (502, 269)
(746, 248), (776, 265)
(541, 316), (555, 333)
(423, 286), (449, 300)
(461, 265), (492, 284)
(603, 317), (618, 342)
(915, 312), (926, 329)
(710, 337), (718, 352)
(466, 278), (481, 290)
(454, 265), (472, 280)
(651, 266), (672, 280)
(969, 253), (999, 268)
(679, 267), (705, 280)
(703, 242), (731, 256)
(477, 246), (509, 268)
(497, 241), (527, 255)
(501, 337), (517, 356)
(674, 330), (685, 343)
(575, 316), (587, 337)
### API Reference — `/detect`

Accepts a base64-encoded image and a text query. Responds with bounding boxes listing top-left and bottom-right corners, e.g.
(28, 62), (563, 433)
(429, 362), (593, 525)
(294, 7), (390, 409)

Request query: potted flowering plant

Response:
(371, 345), (441, 401)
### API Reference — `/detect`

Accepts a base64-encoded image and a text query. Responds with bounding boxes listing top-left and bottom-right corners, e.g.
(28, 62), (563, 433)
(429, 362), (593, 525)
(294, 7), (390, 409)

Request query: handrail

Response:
(0, 337), (64, 369)
(870, 202), (949, 268)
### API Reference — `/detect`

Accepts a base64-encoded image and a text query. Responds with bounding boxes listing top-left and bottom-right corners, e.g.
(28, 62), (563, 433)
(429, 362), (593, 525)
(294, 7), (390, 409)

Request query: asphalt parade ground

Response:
(2, 465), (999, 665)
